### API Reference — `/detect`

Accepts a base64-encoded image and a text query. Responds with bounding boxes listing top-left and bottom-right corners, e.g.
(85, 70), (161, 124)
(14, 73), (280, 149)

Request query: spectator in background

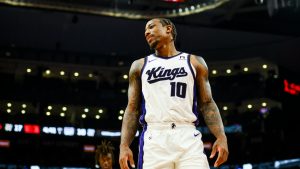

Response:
(95, 140), (116, 169)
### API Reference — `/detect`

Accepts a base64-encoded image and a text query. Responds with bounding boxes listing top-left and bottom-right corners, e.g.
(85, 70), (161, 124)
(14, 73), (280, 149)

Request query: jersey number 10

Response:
(170, 82), (187, 98)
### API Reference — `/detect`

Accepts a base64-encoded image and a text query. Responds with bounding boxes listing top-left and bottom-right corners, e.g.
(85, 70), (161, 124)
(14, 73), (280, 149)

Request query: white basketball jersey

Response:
(140, 52), (199, 126)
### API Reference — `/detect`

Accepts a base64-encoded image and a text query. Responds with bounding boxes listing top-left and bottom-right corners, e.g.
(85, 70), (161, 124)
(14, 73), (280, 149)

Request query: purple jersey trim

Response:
(138, 126), (147, 169)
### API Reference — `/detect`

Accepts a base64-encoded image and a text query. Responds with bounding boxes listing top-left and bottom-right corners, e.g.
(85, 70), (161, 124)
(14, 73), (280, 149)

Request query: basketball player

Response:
(96, 140), (115, 169)
(119, 18), (228, 169)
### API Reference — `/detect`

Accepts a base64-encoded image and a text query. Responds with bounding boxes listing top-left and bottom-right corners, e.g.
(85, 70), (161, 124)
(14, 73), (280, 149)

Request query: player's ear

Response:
(166, 25), (172, 34)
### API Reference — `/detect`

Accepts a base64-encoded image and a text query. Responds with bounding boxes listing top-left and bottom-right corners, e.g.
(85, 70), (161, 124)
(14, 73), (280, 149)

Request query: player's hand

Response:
(210, 137), (229, 167)
(119, 145), (136, 169)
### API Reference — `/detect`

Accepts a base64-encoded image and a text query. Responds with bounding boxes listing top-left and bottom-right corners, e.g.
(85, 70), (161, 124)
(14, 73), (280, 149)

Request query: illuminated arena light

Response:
(22, 104), (27, 108)
(0, 140), (10, 148)
(26, 68), (32, 73)
(62, 107), (67, 111)
(284, 79), (300, 95)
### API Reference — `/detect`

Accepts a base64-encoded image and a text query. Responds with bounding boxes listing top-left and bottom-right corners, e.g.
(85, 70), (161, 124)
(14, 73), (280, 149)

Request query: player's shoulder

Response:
(130, 57), (145, 74)
(132, 57), (145, 66)
(189, 54), (208, 70)
(132, 53), (155, 67)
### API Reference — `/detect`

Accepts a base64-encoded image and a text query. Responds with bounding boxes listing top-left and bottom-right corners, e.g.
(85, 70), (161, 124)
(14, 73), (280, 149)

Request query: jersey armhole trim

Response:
(140, 56), (148, 76)
(187, 54), (196, 80)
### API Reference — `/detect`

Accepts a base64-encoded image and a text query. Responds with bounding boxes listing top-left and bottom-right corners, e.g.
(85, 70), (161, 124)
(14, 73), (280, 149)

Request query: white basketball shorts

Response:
(138, 123), (210, 169)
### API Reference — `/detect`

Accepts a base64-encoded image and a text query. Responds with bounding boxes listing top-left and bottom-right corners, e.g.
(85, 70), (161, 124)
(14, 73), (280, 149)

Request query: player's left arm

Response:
(190, 55), (229, 167)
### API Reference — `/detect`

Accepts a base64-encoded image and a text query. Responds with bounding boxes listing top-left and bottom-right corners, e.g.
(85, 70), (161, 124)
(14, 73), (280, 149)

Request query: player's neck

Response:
(155, 42), (179, 57)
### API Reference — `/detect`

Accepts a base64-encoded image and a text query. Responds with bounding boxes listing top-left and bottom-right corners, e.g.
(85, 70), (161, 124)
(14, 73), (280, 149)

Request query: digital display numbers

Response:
(0, 123), (139, 137)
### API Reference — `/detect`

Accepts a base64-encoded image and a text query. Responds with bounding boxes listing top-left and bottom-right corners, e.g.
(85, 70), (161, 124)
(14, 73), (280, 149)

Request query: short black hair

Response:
(95, 140), (115, 165)
(157, 18), (177, 42)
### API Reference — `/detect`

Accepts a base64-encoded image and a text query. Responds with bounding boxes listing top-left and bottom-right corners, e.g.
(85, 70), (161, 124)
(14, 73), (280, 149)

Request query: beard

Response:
(149, 40), (159, 50)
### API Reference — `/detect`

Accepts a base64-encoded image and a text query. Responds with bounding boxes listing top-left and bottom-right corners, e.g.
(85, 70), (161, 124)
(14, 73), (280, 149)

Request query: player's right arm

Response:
(119, 58), (144, 169)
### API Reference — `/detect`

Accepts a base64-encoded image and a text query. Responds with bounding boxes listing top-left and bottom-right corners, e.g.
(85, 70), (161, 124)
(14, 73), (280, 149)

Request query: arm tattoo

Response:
(120, 60), (142, 146)
(194, 55), (226, 139)
(201, 101), (225, 137)
(121, 109), (139, 146)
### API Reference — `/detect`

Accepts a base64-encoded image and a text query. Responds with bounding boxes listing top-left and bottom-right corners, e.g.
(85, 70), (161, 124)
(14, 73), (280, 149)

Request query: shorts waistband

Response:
(145, 122), (195, 130)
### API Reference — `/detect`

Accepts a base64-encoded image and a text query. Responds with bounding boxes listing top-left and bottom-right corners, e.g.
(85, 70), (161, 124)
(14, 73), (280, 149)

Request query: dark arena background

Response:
(0, 0), (300, 169)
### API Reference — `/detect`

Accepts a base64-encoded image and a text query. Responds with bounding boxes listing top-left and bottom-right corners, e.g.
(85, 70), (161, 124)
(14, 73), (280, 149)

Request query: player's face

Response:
(98, 153), (113, 169)
(145, 19), (169, 49)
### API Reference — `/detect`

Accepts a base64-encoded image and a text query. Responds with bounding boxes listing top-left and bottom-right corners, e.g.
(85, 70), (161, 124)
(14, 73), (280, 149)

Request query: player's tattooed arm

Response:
(120, 58), (144, 147)
(191, 55), (226, 139)
(192, 55), (229, 167)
